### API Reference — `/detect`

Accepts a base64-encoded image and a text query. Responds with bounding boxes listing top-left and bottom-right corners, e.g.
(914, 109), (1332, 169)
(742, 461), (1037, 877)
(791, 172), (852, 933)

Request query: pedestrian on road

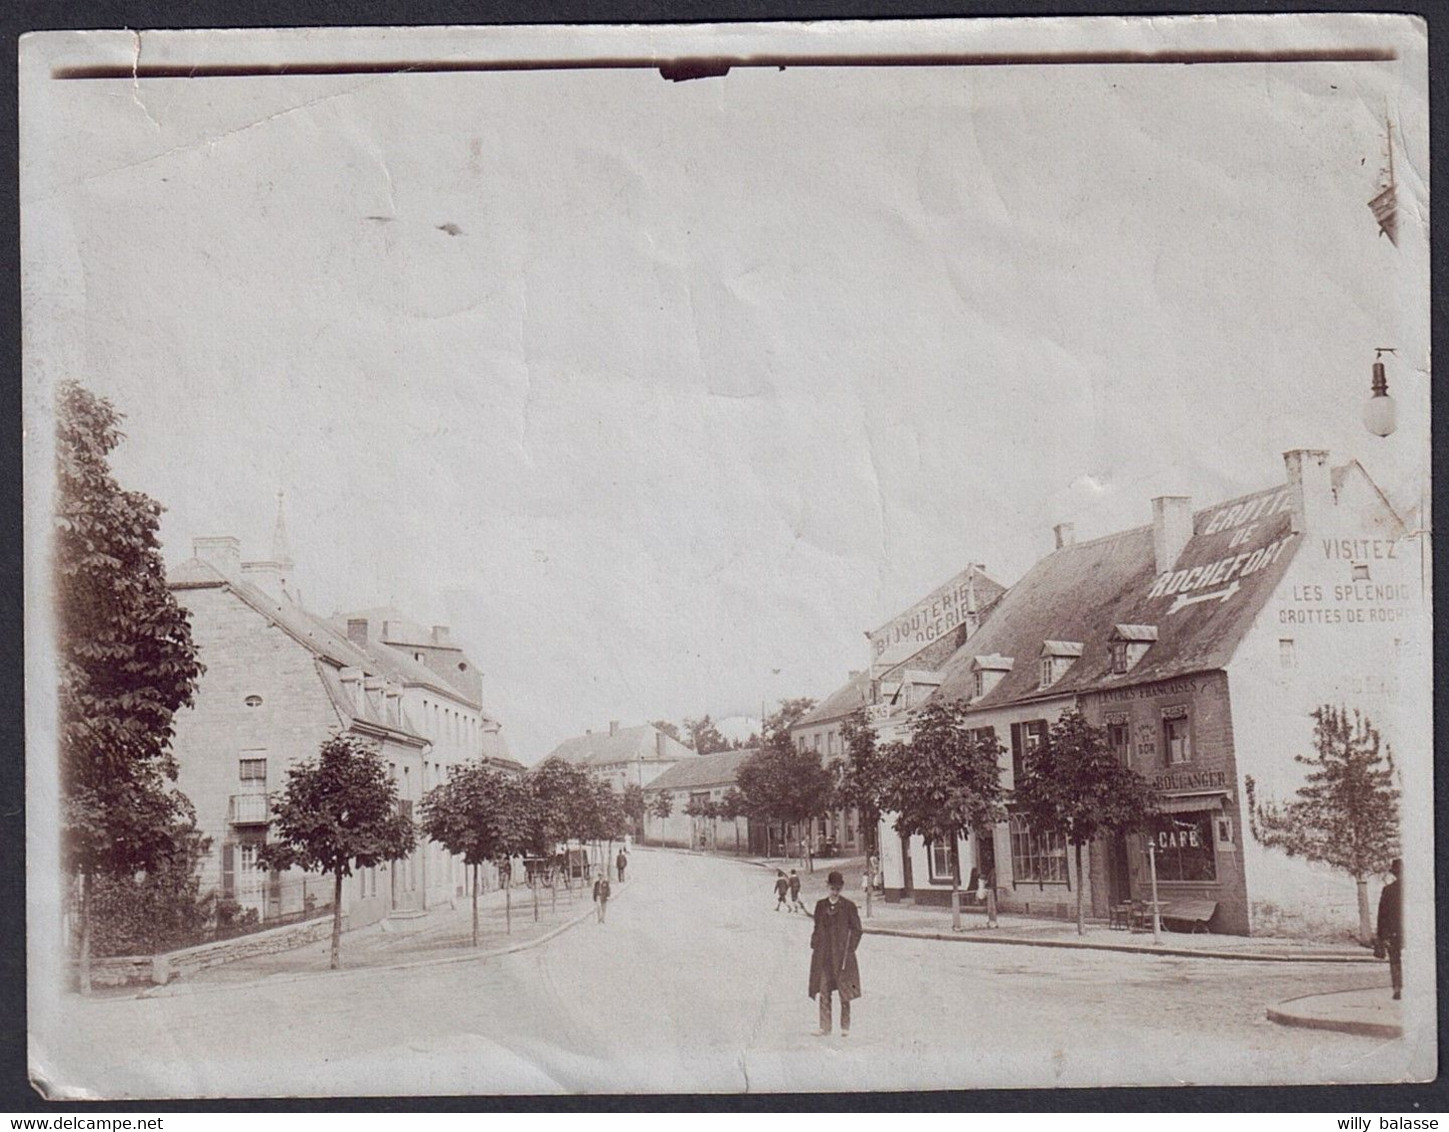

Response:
(774, 869), (790, 912)
(788, 869), (806, 913)
(1375, 857), (1403, 1000)
(808, 869), (862, 1037)
(616, 848), (628, 883)
(593, 874), (612, 923)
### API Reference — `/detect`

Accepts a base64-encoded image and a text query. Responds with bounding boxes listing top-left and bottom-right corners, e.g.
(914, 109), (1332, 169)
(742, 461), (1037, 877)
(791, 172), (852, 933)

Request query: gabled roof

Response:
(169, 558), (487, 713)
(793, 671), (872, 728)
(543, 724), (695, 769)
(646, 747), (757, 793)
(932, 479), (1310, 709)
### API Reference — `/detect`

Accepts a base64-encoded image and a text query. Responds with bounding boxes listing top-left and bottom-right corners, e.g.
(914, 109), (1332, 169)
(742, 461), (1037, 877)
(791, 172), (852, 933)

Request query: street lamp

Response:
(1363, 348), (1398, 438)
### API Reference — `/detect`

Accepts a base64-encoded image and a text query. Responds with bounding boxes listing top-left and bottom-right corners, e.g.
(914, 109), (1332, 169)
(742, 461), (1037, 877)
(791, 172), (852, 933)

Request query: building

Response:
(642, 748), (756, 851)
(540, 721), (694, 792)
(166, 505), (511, 930)
(877, 450), (1421, 936)
(790, 564), (1005, 855)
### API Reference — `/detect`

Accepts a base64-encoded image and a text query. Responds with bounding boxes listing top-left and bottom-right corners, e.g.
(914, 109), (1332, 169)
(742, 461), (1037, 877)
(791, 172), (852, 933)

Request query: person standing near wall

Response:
(1376, 857), (1403, 1000)
(808, 870), (862, 1037)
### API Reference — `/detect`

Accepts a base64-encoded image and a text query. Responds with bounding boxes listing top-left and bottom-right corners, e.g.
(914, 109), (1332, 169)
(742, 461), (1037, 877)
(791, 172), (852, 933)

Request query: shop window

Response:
(1009, 813), (1068, 884)
(1162, 710), (1191, 764)
(927, 839), (955, 883)
(1149, 813), (1216, 881)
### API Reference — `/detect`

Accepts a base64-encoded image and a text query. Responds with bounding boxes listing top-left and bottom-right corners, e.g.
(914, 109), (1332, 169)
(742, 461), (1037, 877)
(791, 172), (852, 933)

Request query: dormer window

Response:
(1109, 625), (1159, 675)
(1038, 641), (1083, 689)
(971, 655), (1014, 700)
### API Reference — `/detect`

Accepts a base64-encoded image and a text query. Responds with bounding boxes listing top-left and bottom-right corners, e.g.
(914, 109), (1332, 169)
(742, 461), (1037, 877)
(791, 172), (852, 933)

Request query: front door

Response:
(976, 830), (998, 890)
(1107, 833), (1132, 905)
(900, 832), (914, 895)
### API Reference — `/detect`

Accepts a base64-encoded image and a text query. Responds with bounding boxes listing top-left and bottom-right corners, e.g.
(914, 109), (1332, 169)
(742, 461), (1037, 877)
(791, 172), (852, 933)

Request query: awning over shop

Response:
(1155, 791), (1231, 815)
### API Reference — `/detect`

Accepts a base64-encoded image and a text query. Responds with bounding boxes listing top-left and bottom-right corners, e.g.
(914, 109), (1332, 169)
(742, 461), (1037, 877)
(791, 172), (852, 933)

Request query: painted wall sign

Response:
(1099, 677), (1199, 703)
(1147, 534), (1294, 608)
(1153, 769), (1227, 791)
(868, 566), (983, 670)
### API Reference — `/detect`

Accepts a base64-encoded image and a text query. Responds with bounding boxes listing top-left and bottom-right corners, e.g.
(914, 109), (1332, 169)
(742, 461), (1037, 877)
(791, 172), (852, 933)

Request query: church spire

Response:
(271, 490), (294, 570)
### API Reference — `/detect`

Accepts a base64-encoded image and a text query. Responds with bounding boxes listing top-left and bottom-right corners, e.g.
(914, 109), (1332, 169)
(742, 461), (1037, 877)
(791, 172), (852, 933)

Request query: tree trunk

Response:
(78, 868), (92, 997)
(1356, 876), (1373, 944)
(505, 884), (512, 935)
(471, 863), (480, 948)
(533, 876), (539, 922)
(1075, 842), (1086, 936)
(330, 869), (344, 969)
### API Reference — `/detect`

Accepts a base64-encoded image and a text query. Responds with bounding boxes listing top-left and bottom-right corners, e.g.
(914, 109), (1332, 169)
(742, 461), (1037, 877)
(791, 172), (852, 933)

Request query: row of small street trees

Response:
(725, 698), (1398, 940)
(257, 741), (631, 969)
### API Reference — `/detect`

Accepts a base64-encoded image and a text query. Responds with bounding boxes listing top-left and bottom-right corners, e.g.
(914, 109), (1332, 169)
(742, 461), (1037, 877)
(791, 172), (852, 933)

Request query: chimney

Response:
(431, 625), (451, 645)
(347, 618), (369, 646)
(656, 729), (667, 757)
(609, 720), (620, 737)
(1053, 522), (1076, 550)
(193, 536), (241, 577)
(1284, 449), (1333, 534)
(1151, 496), (1193, 575)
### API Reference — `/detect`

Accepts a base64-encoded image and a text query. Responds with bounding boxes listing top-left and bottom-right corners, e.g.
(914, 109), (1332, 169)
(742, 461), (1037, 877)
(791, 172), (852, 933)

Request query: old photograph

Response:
(20, 15), (1432, 1097)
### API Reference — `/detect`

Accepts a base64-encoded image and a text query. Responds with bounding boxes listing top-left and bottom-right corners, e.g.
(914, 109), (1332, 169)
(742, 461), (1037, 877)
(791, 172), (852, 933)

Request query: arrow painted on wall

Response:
(1167, 580), (1241, 615)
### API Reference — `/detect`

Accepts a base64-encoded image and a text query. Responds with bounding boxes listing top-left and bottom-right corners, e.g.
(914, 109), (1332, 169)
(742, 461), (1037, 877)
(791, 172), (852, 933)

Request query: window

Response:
(1352, 562), (1370, 581)
(1039, 657), (1055, 689)
(1106, 716), (1131, 764)
(1279, 638), (1297, 669)
(1110, 641), (1129, 674)
(813, 734), (822, 752)
(973, 670), (985, 699)
(239, 757), (267, 782)
(1150, 813), (1217, 881)
(1163, 710), (1191, 764)
(1215, 817), (1235, 846)
(1009, 813), (1068, 884)
(1010, 719), (1047, 784)
(827, 731), (836, 756)
(244, 694), (263, 708)
(928, 839), (955, 883)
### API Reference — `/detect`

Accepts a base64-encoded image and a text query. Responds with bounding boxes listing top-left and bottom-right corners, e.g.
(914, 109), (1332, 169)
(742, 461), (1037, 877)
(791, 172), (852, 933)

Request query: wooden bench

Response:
(1160, 899), (1218, 933)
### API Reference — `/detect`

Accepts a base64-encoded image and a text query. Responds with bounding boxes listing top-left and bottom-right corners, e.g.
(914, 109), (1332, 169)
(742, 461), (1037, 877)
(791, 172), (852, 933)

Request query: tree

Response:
(1014, 709), (1159, 935)
(527, 758), (592, 853)
(88, 817), (214, 958)
(55, 381), (205, 993)
(684, 714), (733, 754)
(621, 782), (647, 838)
(256, 734), (415, 969)
(834, 708), (890, 858)
(717, 787), (746, 853)
(880, 700), (1006, 928)
(735, 741), (835, 853)
(421, 762), (519, 946)
(651, 720), (682, 744)
(1246, 704), (1400, 941)
(650, 789), (674, 840)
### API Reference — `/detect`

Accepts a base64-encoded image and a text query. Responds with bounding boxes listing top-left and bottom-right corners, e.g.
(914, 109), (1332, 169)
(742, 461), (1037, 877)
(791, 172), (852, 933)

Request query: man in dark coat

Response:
(808, 870), (863, 1036)
(593, 874), (611, 923)
(616, 848), (628, 883)
(1376, 857), (1403, 1000)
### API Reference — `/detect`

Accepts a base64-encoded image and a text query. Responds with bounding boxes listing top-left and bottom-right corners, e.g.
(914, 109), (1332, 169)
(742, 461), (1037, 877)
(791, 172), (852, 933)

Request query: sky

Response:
(22, 18), (1430, 762)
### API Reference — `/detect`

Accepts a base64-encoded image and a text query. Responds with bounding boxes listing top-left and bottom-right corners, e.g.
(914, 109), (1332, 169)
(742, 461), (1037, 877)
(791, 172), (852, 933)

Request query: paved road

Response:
(31, 850), (1420, 1098)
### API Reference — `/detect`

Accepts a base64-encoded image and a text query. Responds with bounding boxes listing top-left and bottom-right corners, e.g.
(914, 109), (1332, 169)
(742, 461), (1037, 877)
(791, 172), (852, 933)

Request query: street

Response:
(32, 850), (1412, 1098)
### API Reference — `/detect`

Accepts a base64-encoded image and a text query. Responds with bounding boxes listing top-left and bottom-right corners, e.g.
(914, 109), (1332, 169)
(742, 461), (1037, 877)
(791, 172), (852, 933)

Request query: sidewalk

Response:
(156, 871), (615, 993)
(739, 854), (1376, 964)
(1267, 988), (1403, 1039)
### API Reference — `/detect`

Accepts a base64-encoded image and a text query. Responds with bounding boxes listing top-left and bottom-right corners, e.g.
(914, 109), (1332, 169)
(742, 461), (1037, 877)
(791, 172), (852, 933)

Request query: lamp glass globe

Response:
(1363, 393), (1397, 438)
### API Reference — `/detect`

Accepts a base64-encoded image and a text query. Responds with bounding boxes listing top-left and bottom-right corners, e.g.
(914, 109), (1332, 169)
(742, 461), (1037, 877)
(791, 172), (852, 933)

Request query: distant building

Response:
(540, 721), (693, 792)
(643, 748), (756, 851)
(166, 500), (511, 929)
(878, 451), (1420, 937)
(791, 564), (1005, 856)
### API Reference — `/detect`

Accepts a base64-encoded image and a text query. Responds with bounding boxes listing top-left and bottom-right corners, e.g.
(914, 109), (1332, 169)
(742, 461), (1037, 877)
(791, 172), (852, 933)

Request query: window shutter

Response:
(221, 842), (235, 897)
(1010, 723), (1024, 784)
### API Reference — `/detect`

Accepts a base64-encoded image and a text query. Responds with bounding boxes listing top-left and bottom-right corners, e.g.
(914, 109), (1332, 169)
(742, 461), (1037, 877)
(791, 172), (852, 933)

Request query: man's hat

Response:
(827, 870), (845, 887)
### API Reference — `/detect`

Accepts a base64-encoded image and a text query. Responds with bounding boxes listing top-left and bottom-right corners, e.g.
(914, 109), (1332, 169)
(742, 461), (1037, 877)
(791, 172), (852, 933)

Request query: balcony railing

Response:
(229, 793), (271, 825)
